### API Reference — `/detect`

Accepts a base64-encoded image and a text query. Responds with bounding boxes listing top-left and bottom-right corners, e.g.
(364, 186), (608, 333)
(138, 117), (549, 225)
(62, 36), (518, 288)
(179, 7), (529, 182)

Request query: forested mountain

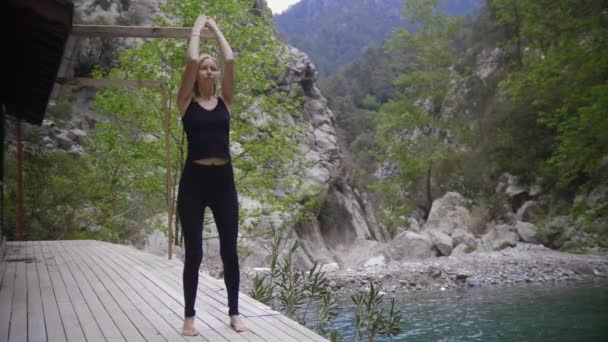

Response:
(320, 0), (608, 245)
(273, 0), (483, 77)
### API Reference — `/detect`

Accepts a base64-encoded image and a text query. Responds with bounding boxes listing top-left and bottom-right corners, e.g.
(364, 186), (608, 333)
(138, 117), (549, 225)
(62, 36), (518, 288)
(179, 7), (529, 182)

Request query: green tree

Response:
(373, 0), (464, 222)
(90, 0), (306, 246)
(488, 0), (608, 188)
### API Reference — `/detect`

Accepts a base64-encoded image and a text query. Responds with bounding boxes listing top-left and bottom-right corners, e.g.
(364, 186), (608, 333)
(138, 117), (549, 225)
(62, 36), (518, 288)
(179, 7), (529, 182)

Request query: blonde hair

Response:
(193, 54), (219, 98)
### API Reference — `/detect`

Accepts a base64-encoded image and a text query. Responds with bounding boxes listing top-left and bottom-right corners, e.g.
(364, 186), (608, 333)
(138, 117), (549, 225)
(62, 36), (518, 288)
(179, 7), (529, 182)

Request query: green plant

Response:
(249, 273), (273, 305)
(249, 235), (341, 339)
(351, 281), (402, 342)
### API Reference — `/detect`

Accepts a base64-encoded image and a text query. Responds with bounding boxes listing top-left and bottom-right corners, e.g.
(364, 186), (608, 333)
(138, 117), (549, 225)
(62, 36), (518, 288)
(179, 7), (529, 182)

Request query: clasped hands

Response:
(192, 15), (219, 36)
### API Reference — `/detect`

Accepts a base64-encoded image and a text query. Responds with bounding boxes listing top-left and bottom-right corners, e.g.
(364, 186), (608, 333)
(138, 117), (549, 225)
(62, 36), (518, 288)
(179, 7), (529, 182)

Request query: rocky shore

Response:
(239, 243), (608, 298)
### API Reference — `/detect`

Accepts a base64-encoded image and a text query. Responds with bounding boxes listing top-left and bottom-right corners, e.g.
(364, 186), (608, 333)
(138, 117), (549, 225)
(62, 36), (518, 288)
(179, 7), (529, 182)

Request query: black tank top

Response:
(182, 97), (231, 161)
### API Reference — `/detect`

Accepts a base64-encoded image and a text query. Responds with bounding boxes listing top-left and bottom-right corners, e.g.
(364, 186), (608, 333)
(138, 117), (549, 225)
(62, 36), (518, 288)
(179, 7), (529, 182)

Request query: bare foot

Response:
(182, 317), (199, 336)
(230, 315), (248, 333)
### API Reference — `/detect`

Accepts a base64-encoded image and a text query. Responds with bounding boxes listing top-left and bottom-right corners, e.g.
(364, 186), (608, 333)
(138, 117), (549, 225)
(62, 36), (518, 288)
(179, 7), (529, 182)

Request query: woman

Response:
(176, 14), (247, 335)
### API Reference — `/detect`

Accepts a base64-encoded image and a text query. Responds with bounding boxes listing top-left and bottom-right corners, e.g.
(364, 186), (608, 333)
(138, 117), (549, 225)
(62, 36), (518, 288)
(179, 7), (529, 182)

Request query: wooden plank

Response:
(106, 243), (291, 342)
(64, 242), (194, 342)
(248, 316), (307, 342)
(58, 243), (163, 342)
(97, 243), (280, 342)
(80, 240), (214, 342)
(238, 316), (290, 342)
(105, 241), (326, 341)
(56, 242), (146, 342)
(273, 315), (329, 342)
(112, 243), (263, 317)
(89, 243), (237, 342)
(56, 77), (162, 88)
(153, 252), (270, 317)
(47, 241), (107, 341)
(33, 241), (67, 342)
(94, 242), (262, 342)
(104, 244), (241, 313)
(9, 257), (28, 342)
(42, 242), (88, 342)
(53, 242), (126, 341)
(0, 260), (16, 342)
(71, 24), (215, 39)
(26, 242), (46, 342)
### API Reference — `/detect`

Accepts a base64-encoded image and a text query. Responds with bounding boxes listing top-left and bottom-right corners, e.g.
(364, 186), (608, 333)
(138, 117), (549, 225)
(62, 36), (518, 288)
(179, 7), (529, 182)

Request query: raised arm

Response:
(177, 15), (207, 116)
(206, 18), (235, 110)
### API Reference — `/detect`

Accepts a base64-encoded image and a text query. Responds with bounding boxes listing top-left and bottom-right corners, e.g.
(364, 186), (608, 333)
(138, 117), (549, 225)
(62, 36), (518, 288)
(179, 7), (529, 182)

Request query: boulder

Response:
(452, 228), (478, 249)
(481, 224), (519, 251)
(383, 231), (435, 260)
(516, 221), (538, 243)
(321, 263), (340, 272)
(516, 200), (544, 222)
(424, 192), (473, 234)
(496, 173), (531, 212)
(451, 243), (472, 256)
(364, 256), (386, 267)
(586, 185), (608, 209)
(538, 216), (577, 249)
(428, 230), (453, 256)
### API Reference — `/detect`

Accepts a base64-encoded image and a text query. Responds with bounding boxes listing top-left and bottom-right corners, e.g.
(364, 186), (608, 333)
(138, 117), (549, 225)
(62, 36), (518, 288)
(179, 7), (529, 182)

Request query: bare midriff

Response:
(193, 157), (229, 166)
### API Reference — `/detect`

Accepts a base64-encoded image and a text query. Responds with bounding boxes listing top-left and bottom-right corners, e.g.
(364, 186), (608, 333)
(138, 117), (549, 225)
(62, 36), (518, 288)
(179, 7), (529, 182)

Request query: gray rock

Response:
(474, 48), (501, 80)
(586, 185), (608, 209)
(55, 131), (76, 149)
(407, 217), (422, 232)
(451, 243), (471, 256)
(364, 256), (386, 267)
(516, 200), (544, 222)
(321, 263), (340, 272)
(538, 216), (578, 249)
(452, 228), (478, 249)
(482, 224), (519, 251)
(384, 231), (435, 260)
(516, 221), (538, 243)
(428, 230), (453, 256)
(424, 192), (473, 235)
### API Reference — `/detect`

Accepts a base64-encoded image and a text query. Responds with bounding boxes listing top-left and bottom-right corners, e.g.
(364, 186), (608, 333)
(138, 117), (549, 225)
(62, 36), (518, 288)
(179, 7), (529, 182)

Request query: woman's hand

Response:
(192, 15), (207, 35)
(204, 17), (219, 33)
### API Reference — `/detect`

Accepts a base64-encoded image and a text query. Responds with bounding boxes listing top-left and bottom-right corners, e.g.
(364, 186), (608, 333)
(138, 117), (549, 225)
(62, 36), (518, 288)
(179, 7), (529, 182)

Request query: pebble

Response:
(239, 244), (608, 297)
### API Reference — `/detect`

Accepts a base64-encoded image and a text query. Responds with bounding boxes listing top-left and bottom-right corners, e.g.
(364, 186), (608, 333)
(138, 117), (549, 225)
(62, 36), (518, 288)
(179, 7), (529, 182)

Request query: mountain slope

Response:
(273, 0), (482, 78)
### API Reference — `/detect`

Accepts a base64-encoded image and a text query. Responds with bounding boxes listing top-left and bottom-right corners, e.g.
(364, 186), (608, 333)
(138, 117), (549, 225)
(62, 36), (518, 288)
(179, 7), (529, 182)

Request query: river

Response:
(322, 281), (608, 341)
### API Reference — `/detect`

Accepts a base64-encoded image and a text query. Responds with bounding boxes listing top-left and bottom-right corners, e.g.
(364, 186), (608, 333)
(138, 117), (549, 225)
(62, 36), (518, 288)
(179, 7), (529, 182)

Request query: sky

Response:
(265, 0), (301, 14)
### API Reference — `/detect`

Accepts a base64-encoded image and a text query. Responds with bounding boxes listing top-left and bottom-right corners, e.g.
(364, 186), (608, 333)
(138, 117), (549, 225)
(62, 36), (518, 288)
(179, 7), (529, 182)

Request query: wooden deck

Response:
(0, 240), (328, 342)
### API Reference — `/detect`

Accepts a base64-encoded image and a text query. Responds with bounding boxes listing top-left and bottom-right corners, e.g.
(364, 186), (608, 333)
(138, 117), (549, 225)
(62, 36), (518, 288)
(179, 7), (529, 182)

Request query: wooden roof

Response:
(1, 0), (73, 125)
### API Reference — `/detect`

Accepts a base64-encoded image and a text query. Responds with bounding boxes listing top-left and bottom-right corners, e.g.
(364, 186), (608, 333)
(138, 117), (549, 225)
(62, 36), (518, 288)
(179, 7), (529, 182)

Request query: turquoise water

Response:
(323, 281), (608, 341)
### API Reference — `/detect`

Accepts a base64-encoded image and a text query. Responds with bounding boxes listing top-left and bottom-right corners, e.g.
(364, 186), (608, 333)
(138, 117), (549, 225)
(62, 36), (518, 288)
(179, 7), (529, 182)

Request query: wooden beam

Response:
(56, 78), (162, 89)
(71, 24), (214, 39)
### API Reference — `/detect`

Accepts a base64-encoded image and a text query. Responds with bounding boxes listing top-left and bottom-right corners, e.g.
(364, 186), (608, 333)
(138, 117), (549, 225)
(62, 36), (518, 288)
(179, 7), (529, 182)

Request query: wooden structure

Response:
(0, 4), (330, 342)
(55, 24), (220, 260)
(0, 240), (329, 341)
(1, 0), (74, 249)
(1, 0), (222, 258)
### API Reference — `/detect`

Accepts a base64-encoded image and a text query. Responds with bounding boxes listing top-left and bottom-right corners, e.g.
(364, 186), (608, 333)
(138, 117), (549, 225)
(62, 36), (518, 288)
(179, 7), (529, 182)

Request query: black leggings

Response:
(177, 160), (240, 317)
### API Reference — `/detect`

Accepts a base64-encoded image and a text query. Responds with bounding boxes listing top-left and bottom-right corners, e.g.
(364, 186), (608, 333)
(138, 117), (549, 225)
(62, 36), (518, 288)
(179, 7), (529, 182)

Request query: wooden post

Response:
(1, 106), (5, 242)
(16, 120), (24, 240)
(161, 82), (174, 260)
